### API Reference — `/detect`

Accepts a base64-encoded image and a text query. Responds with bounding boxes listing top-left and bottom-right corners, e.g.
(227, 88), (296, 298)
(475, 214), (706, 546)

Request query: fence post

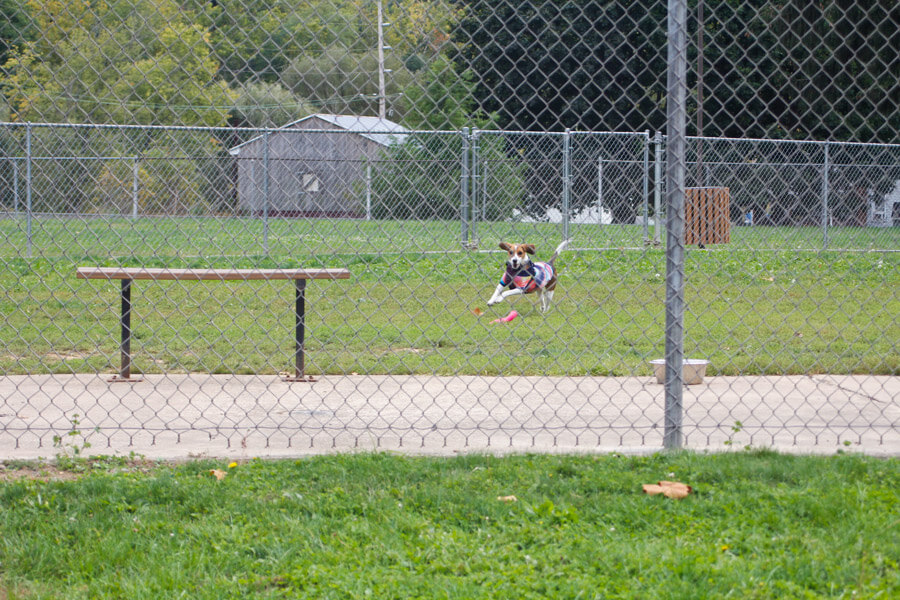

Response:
(461, 128), (470, 246)
(482, 158), (488, 222)
(821, 141), (830, 250)
(663, 0), (688, 450)
(562, 129), (571, 240)
(263, 129), (270, 254)
(366, 164), (372, 221)
(654, 132), (663, 244)
(642, 131), (650, 243)
(597, 156), (604, 225)
(12, 159), (18, 215)
(471, 130), (480, 243)
(132, 156), (139, 219)
(25, 122), (33, 259)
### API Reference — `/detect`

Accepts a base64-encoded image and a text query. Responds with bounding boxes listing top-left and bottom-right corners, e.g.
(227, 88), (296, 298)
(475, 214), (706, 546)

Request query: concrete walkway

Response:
(1, 373), (897, 461)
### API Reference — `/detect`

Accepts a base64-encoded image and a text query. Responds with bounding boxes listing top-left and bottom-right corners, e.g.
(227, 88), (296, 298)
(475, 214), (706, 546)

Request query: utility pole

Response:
(376, 0), (390, 119)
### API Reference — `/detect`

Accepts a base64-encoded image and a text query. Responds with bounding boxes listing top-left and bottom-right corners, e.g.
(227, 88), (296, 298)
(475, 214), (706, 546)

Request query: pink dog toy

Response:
(491, 310), (518, 324)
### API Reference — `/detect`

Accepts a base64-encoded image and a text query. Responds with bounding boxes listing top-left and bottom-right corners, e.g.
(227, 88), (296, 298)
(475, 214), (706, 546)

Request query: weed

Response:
(52, 413), (98, 471)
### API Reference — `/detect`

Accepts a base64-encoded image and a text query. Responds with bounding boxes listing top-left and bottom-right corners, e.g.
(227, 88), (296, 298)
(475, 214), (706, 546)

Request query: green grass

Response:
(1, 217), (898, 377)
(1, 451), (898, 598)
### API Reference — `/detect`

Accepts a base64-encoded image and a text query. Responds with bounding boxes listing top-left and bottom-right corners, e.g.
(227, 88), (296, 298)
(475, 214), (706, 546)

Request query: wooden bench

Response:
(76, 267), (351, 383)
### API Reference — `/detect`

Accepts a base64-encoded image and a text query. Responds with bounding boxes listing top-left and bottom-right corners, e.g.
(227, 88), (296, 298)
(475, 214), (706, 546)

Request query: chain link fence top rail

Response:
(0, 1), (898, 458)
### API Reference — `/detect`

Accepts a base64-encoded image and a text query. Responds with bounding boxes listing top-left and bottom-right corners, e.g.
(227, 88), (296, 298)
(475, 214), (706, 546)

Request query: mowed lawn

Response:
(0, 217), (898, 377)
(1, 451), (899, 599)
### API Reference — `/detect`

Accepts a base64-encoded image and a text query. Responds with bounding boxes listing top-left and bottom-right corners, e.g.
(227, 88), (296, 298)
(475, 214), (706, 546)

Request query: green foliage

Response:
(0, 0), (32, 65)
(282, 46), (411, 117)
(452, 0), (899, 143)
(1, 452), (899, 597)
(4, 0), (235, 125)
(51, 413), (98, 470)
(368, 131), (522, 221)
(400, 55), (485, 129)
(230, 81), (316, 128)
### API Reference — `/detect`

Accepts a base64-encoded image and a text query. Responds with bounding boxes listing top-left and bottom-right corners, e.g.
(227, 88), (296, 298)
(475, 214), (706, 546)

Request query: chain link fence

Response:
(0, 1), (897, 458)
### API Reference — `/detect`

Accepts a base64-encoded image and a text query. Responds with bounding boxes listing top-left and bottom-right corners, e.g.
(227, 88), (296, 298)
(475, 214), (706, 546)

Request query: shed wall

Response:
(236, 124), (388, 216)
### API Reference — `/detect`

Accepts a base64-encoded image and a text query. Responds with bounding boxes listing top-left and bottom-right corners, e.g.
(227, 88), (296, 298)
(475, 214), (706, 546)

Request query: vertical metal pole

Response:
(482, 159), (488, 221)
(120, 279), (133, 380)
(654, 132), (663, 244)
(597, 156), (604, 225)
(263, 130), (270, 254)
(12, 159), (18, 214)
(696, 0), (704, 184)
(664, 0), (688, 450)
(821, 141), (830, 250)
(376, 0), (387, 120)
(132, 156), (139, 219)
(471, 131), (479, 242)
(461, 128), (470, 245)
(642, 131), (650, 242)
(295, 279), (306, 380)
(366, 164), (372, 220)
(25, 123), (33, 259)
(563, 129), (571, 241)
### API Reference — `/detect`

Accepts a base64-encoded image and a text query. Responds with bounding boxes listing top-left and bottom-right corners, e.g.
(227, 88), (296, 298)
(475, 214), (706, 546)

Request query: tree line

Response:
(0, 0), (895, 143)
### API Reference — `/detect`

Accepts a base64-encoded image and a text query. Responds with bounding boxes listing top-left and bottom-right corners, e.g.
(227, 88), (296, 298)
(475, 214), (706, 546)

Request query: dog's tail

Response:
(548, 239), (569, 266)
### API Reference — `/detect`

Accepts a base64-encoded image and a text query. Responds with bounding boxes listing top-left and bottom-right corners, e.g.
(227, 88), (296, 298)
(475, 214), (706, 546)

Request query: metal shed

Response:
(229, 114), (408, 216)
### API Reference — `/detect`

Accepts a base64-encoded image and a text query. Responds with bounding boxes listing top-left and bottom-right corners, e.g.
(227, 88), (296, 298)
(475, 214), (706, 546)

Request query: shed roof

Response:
(229, 114), (409, 155)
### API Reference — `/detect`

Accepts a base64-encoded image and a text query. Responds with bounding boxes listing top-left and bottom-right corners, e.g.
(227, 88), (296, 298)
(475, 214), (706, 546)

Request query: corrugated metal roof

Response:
(229, 114), (408, 155)
(310, 114), (408, 146)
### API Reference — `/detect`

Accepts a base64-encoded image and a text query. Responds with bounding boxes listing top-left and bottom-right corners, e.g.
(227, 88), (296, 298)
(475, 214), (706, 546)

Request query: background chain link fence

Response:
(1, 1), (897, 458)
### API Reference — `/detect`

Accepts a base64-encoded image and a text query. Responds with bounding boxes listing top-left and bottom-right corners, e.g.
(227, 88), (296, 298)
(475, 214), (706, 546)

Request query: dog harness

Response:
(500, 262), (554, 293)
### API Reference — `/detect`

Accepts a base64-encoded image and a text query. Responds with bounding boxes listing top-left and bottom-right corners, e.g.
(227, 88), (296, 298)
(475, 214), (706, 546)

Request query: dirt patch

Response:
(0, 457), (159, 482)
(44, 351), (96, 361)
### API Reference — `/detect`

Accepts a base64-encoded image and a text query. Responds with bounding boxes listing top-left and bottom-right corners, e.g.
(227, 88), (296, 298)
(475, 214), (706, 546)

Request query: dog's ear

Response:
(499, 242), (512, 252)
(524, 244), (536, 255)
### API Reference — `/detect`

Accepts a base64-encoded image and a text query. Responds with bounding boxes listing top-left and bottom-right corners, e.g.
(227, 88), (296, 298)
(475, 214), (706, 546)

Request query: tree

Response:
(368, 132), (524, 221)
(452, 0), (898, 144)
(0, 0), (32, 66)
(230, 81), (316, 128)
(400, 55), (487, 129)
(452, 0), (668, 133)
(3, 0), (234, 126)
(694, 0), (899, 144)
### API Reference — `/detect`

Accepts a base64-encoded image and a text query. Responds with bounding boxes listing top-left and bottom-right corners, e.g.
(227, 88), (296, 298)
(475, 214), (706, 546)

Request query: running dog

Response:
(487, 240), (568, 312)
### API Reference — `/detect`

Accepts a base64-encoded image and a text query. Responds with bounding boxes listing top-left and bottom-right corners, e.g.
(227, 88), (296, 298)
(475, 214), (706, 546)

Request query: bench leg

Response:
(283, 279), (314, 382)
(109, 278), (142, 383)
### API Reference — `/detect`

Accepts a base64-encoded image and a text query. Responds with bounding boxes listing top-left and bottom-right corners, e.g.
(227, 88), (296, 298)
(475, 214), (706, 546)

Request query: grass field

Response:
(1, 450), (898, 598)
(1, 217), (898, 378)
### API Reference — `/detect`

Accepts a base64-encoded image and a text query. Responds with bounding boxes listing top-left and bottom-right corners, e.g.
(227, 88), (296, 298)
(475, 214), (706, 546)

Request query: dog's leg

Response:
(487, 284), (506, 306)
(497, 288), (525, 303)
(540, 289), (555, 312)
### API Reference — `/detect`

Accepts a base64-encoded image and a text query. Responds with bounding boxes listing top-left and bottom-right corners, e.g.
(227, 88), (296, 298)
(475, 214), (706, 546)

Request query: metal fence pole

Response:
(12, 159), (18, 215)
(642, 131), (650, 242)
(663, 0), (688, 450)
(461, 128), (470, 246)
(597, 156), (604, 226)
(132, 156), (139, 219)
(471, 130), (479, 243)
(563, 128), (571, 241)
(25, 123), (33, 259)
(366, 164), (372, 221)
(654, 132), (663, 244)
(263, 129), (270, 254)
(822, 141), (830, 250)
